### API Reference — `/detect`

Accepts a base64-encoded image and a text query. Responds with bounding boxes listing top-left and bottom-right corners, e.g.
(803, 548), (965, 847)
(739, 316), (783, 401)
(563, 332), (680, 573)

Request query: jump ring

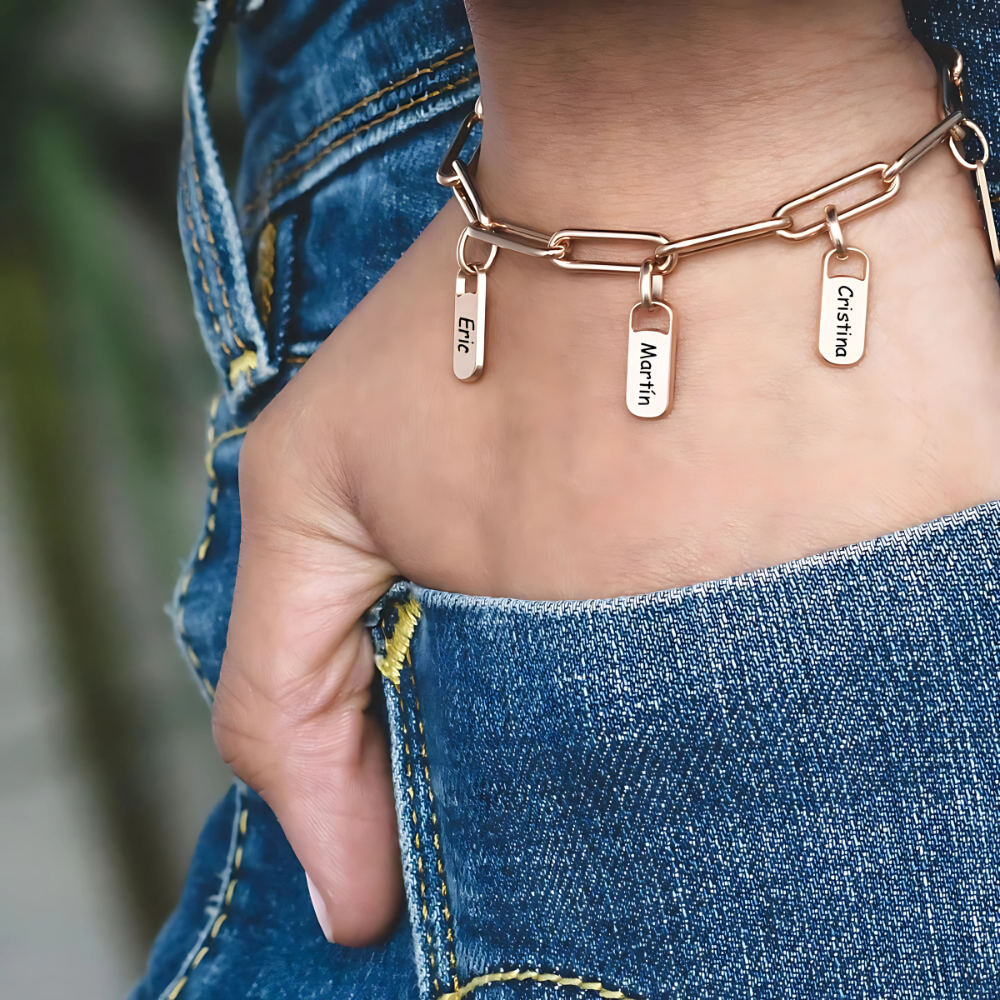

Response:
(457, 227), (499, 275)
(949, 118), (990, 171)
(824, 205), (849, 260)
(639, 259), (656, 309)
(652, 250), (678, 275)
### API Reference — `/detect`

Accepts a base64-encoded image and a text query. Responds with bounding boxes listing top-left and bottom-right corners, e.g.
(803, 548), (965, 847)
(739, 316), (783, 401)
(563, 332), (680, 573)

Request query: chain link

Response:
(883, 109), (965, 181)
(439, 44), (994, 289)
(950, 118), (991, 171)
(457, 227), (497, 276)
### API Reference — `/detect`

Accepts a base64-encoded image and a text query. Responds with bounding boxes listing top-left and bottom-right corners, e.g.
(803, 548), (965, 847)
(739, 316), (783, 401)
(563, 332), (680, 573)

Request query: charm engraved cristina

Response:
(818, 247), (869, 366)
(626, 301), (676, 418)
(454, 269), (487, 381)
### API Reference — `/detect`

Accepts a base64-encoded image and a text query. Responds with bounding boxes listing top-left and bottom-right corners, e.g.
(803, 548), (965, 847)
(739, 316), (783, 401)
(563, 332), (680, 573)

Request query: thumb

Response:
(213, 408), (402, 946)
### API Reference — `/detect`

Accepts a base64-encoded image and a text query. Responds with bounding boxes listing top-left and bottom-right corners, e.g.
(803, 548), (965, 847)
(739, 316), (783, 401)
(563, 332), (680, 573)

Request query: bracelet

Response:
(437, 41), (999, 418)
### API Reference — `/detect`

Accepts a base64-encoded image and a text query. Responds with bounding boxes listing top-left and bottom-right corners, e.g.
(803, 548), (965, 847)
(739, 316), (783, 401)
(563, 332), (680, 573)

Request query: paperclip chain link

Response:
(438, 45), (994, 284)
(440, 41), (1000, 414)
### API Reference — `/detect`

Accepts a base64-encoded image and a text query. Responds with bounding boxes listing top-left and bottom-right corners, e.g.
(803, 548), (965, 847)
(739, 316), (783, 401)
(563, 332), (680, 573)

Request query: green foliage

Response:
(0, 0), (238, 955)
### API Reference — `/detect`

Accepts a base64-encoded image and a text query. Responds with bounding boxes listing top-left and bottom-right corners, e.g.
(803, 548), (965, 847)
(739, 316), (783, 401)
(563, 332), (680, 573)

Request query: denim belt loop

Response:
(179, 0), (276, 408)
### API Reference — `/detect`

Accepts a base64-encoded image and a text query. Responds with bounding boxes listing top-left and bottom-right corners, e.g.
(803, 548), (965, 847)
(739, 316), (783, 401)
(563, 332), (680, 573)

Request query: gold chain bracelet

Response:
(437, 42), (999, 418)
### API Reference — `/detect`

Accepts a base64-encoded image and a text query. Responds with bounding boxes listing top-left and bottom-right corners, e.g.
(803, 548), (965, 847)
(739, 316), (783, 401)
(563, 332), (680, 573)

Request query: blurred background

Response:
(0, 1), (241, 995)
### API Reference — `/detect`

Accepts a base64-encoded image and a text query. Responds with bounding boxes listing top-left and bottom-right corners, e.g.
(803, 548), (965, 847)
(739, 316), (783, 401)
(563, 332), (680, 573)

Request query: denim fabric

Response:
(128, 780), (417, 1000)
(399, 503), (1000, 998)
(178, 0), (475, 407)
(132, 0), (1000, 997)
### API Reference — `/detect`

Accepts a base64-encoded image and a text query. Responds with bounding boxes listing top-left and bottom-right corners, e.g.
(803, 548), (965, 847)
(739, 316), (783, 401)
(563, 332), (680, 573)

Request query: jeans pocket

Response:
(178, 0), (478, 409)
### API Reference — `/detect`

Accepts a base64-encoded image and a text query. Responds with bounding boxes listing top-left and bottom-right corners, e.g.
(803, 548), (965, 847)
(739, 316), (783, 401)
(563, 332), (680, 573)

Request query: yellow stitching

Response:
(204, 424), (249, 479)
(182, 175), (231, 356)
(195, 423), (248, 561)
(375, 597), (422, 687)
(255, 221), (277, 325)
(191, 162), (245, 349)
(164, 790), (250, 996)
(397, 688), (437, 988)
(229, 349), (258, 384)
(246, 45), (475, 211)
(439, 970), (636, 1000)
(181, 93), (245, 352)
(177, 418), (248, 697)
(253, 72), (480, 213)
(398, 642), (459, 986)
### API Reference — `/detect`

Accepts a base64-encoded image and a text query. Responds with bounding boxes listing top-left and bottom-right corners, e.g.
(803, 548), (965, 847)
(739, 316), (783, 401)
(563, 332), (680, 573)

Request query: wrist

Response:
(467, 0), (940, 234)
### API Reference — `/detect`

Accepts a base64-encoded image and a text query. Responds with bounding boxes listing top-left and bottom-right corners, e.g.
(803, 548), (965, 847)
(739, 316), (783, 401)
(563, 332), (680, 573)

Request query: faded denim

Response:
(131, 0), (1000, 997)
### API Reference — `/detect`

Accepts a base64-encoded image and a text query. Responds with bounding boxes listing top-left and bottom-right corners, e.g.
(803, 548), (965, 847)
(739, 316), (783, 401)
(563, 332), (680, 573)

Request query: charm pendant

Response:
(626, 301), (676, 418)
(454, 268), (486, 381)
(818, 247), (869, 366)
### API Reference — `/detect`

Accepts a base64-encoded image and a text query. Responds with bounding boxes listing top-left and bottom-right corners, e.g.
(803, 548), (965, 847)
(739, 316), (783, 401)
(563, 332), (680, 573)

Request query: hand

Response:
(213, 0), (1000, 946)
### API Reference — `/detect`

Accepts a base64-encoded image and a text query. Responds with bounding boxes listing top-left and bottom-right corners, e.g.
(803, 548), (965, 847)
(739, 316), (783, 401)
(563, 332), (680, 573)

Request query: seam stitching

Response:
(191, 158), (245, 351)
(175, 402), (248, 702)
(380, 602), (636, 1000)
(398, 689), (440, 991)
(375, 598), (421, 686)
(181, 167), (232, 358)
(383, 598), (438, 991)
(254, 220), (277, 325)
(411, 666), (459, 988)
(246, 70), (480, 216)
(381, 597), (460, 993)
(262, 44), (474, 182)
(156, 783), (250, 1000)
(441, 970), (637, 1000)
(183, 82), (246, 353)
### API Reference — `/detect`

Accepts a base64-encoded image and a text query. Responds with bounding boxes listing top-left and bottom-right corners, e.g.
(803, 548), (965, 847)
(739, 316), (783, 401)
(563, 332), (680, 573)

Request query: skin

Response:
(213, 0), (1000, 946)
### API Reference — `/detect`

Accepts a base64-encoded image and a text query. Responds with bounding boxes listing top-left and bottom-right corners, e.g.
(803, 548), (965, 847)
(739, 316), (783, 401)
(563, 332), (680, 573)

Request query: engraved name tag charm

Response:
(454, 268), (487, 381)
(626, 301), (676, 418)
(819, 247), (869, 366)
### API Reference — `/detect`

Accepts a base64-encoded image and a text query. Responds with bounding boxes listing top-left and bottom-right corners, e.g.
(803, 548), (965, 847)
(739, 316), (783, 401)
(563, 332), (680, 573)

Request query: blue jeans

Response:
(132, 1), (1000, 997)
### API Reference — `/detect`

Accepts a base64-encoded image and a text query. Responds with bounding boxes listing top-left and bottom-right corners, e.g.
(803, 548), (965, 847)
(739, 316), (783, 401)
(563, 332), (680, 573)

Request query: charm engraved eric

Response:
(454, 269), (487, 381)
